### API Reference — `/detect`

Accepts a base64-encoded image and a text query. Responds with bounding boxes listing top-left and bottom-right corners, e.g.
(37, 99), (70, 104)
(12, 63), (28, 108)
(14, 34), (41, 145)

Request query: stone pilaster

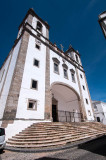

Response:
(2, 14), (33, 127)
(76, 68), (87, 121)
(44, 28), (52, 120)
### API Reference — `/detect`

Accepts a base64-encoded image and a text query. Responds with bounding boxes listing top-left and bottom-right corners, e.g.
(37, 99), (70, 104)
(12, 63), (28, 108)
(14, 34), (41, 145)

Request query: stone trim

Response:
(18, 8), (50, 31)
(44, 28), (52, 120)
(62, 63), (68, 69)
(75, 68), (87, 121)
(2, 15), (33, 128)
(52, 57), (60, 64)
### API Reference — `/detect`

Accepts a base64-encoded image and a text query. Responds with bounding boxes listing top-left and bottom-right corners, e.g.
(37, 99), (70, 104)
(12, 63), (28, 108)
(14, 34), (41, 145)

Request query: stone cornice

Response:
(18, 8), (50, 31)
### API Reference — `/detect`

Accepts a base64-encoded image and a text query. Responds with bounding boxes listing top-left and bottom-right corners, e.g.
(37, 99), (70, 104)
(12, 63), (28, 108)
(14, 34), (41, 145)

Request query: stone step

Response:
(7, 133), (99, 145)
(6, 134), (102, 148)
(6, 122), (106, 149)
(8, 132), (102, 143)
(17, 129), (100, 137)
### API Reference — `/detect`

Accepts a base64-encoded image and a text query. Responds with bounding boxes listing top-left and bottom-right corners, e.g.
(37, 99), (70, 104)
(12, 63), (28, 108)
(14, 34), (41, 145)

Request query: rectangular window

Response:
(80, 74), (83, 79)
(36, 21), (42, 32)
(36, 44), (40, 50)
(85, 98), (88, 104)
(63, 68), (68, 79)
(33, 59), (39, 67)
(82, 85), (85, 90)
(54, 63), (59, 74)
(88, 110), (91, 116)
(31, 80), (38, 90)
(71, 73), (75, 82)
(76, 55), (79, 63)
(28, 100), (37, 110)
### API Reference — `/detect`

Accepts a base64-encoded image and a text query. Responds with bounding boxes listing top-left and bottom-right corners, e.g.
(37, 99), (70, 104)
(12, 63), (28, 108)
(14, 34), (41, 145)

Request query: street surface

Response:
(0, 136), (106, 160)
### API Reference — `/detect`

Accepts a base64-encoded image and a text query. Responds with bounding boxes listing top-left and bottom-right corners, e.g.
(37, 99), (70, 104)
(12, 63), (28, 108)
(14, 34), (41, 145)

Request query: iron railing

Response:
(57, 110), (83, 122)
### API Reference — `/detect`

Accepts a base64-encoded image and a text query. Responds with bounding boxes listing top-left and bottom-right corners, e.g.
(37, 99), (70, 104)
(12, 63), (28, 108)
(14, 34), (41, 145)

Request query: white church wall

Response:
(32, 17), (47, 39)
(0, 39), (22, 121)
(16, 34), (46, 119)
(50, 50), (80, 95)
(77, 70), (94, 120)
(5, 119), (51, 140)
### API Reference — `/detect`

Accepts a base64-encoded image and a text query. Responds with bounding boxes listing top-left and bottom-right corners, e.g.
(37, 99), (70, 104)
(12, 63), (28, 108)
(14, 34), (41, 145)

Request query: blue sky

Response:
(0, 0), (106, 101)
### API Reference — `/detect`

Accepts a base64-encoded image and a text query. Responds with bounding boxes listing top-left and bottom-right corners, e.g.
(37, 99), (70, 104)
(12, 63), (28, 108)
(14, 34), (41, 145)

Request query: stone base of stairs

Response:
(6, 122), (106, 151)
(5, 135), (105, 153)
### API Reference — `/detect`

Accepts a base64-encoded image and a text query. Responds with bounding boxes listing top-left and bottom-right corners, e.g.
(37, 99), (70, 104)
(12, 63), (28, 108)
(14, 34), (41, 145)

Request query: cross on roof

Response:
(60, 44), (64, 51)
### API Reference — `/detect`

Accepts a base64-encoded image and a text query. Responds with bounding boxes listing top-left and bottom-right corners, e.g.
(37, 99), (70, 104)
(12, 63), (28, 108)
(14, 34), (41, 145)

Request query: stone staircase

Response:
(6, 122), (106, 149)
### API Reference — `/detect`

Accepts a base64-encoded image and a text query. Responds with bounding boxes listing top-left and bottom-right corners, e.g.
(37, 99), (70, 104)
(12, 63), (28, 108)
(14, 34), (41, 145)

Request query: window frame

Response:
(31, 79), (38, 90)
(54, 62), (59, 74)
(75, 54), (79, 63)
(33, 58), (40, 68)
(82, 85), (85, 90)
(80, 74), (83, 79)
(63, 68), (68, 79)
(36, 21), (42, 32)
(27, 99), (37, 110)
(35, 44), (40, 50)
(85, 98), (89, 104)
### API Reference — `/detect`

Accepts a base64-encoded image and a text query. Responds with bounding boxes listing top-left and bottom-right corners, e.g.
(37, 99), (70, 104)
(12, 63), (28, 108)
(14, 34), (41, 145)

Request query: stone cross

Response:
(60, 44), (64, 51)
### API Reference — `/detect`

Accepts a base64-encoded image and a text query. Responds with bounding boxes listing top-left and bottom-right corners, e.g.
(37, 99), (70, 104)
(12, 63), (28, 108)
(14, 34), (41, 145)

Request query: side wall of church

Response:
(0, 39), (22, 126)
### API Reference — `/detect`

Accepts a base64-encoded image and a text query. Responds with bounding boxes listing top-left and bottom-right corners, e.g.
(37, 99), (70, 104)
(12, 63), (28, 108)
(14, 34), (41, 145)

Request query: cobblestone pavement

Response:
(0, 136), (106, 160)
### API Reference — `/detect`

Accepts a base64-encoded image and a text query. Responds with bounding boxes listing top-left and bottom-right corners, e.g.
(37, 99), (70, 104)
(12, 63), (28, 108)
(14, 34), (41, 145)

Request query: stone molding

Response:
(75, 68), (87, 121)
(2, 15), (33, 128)
(44, 28), (52, 120)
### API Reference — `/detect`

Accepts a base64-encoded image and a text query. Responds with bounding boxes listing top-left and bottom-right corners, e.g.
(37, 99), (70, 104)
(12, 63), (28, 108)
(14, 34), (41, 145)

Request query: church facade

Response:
(0, 9), (94, 139)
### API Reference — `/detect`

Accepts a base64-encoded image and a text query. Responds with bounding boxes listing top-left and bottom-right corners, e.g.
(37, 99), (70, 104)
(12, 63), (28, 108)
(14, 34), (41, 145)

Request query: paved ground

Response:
(0, 136), (106, 160)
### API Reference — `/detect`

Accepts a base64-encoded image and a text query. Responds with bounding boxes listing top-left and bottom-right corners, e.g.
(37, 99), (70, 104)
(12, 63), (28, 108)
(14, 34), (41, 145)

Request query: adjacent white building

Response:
(92, 101), (106, 125)
(98, 11), (106, 39)
(0, 9), (94, 139)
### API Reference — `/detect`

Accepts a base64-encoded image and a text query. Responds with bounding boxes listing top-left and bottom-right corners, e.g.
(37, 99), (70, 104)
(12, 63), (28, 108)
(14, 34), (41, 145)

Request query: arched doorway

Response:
(51, 83), (82, 122)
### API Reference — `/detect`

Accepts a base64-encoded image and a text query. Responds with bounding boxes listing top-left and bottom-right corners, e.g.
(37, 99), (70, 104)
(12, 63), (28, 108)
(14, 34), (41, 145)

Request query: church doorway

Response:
(51, 82), (82, 122)
(52, 97), (58, 122)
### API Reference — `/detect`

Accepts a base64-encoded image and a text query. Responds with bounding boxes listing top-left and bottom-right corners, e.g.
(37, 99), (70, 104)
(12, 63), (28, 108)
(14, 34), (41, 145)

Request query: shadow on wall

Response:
(78, 135), (106, 157)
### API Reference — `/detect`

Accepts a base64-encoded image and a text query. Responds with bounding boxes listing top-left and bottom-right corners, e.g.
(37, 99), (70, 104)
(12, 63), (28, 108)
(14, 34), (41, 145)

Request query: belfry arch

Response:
(51, 82), (82, 122)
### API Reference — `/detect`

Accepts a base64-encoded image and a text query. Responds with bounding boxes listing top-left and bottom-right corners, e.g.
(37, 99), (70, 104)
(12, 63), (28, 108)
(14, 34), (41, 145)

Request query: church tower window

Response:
(75, 54), (79, 63)
(36, 21), (42, 32)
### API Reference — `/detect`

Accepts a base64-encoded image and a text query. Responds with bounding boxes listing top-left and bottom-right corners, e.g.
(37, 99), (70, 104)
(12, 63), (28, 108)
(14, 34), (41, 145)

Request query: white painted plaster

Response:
(0, 39), (21, 121)
(16, 35), (46, 119)
(50, 50), (80, 95)
(78, 70), (94, 121)
(5, 120), (51, 141)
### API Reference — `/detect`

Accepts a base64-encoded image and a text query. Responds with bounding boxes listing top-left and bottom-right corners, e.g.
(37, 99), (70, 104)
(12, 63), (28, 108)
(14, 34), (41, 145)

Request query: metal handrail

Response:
(57, 110), (83, 122)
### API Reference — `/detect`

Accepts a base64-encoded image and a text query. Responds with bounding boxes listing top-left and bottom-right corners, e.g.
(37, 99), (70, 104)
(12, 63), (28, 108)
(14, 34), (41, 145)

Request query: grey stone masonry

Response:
(75, 68), (87, 120)
(44, 28), (52, 120)
(2, 14), (33, 127)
